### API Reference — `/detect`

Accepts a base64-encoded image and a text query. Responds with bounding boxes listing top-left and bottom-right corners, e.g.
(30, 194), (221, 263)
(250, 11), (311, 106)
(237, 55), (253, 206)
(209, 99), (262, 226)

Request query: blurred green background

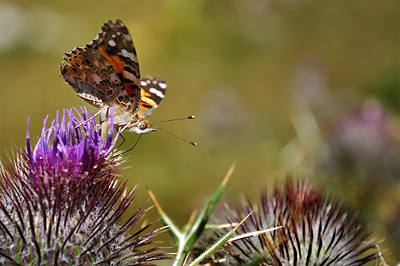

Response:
(0, 0), (399, 263)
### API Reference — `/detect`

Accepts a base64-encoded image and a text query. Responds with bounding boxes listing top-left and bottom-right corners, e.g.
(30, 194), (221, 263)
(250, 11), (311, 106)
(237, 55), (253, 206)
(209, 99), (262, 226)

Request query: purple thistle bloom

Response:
(0, 108), (170, 265)
(25, 107), (120, 185)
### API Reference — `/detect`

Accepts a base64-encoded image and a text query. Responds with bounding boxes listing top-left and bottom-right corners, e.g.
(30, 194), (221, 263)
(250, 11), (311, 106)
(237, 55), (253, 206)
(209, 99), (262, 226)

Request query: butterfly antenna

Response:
(152, 125), (197, 146)
(112, 134), (142, 158)
(152, 115), (195, 123)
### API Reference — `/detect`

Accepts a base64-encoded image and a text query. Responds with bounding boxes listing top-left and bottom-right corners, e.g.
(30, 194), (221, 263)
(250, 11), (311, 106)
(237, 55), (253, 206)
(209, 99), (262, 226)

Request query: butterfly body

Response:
(60, 19), (166, 134)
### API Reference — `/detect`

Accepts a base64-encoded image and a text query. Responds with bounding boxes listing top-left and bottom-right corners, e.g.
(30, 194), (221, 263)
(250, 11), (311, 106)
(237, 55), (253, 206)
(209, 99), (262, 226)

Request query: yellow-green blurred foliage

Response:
(0, 0), (398, 263)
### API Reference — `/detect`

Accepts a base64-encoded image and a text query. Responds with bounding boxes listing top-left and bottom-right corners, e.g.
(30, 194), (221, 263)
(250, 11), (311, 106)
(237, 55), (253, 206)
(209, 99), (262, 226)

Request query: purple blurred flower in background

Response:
(0, 108), (169, 265)
(321, 102), (399, 183)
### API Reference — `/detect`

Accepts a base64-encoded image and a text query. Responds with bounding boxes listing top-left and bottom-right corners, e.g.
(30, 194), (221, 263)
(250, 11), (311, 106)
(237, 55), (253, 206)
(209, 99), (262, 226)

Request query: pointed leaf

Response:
(148, 189), (181, 245)
(187, 211), (250, 266)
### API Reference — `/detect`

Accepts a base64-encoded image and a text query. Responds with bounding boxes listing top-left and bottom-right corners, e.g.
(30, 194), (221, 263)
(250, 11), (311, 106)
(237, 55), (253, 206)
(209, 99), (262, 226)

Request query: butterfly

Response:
(60, 19), (167, 134)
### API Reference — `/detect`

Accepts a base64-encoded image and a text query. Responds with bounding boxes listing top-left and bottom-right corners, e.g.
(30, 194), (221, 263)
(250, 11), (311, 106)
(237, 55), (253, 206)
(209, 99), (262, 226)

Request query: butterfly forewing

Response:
(60, 20), (142, 117)
(88, 20), (141, 115)
(89, 20), (140, 81)
(139, 76), (167, 117)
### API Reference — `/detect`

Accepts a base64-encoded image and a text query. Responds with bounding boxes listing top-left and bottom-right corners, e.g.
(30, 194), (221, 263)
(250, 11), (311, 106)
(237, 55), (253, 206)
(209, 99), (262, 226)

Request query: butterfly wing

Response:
(60, 47), (139, 113)
(60, 19), (141, 116)
(138, 76), (167, 117)
(88, 19), (141, 115)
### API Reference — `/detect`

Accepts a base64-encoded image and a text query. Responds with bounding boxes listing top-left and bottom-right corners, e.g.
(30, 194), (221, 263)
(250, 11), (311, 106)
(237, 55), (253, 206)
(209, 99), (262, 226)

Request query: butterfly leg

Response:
(120, 122), (132, 132)
(112, 134), (142, 158)
(75, 107), (108, 129)
(116, 131), (126, 150)
(115, 122), (131, 149)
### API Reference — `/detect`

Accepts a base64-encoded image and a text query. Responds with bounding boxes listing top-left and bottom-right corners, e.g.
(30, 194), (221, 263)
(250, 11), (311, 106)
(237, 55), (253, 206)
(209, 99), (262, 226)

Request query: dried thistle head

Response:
(206, 179), (379, 265)
(0, 108), (170, 265)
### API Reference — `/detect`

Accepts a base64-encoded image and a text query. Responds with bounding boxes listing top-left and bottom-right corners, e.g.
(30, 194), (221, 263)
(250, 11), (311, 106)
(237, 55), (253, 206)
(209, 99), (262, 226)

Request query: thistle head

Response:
(25, 107), (120, 186)
(0, 108), (169, 265)
(206, 179), (379, 265)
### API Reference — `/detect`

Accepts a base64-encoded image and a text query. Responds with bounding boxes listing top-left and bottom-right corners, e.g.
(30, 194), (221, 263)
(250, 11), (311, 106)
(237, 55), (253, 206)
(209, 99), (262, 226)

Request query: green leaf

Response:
(182, 162), (236, 250)
(187, 211), (251, 266)
(150, 163), (236, 266)
(148, 189), (181, 245)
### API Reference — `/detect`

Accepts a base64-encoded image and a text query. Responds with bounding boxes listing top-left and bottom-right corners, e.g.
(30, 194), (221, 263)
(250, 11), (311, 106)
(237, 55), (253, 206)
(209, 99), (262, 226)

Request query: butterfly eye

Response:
(139, 121), (148, 129)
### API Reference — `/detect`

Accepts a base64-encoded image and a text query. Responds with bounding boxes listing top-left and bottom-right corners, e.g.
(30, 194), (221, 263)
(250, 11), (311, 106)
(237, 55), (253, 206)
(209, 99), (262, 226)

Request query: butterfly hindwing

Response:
(60, 47), (139, 115)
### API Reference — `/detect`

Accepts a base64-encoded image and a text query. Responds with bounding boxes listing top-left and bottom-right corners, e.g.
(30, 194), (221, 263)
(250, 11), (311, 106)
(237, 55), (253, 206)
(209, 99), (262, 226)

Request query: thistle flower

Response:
(0, 108), (169, 265)
(206, 180), (378, 265)
(25, 107), (119, 185)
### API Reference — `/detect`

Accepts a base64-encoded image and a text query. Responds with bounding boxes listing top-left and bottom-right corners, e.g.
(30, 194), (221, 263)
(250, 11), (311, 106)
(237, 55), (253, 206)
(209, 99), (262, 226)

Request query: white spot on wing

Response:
(159, 82), (167, 89)
(108, 40), (116, 47)
(121, 49), (129, 58)
(149, 88), (165, 98)
(140, 81), (147, 86)
(121, 49), (136, 61)
(124, 71), (137, 81)
(128, 51), (135, 61)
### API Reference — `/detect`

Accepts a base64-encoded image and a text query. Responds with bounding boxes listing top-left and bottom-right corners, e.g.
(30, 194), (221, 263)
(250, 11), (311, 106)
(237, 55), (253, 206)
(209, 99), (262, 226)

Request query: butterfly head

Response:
(126, 119), (155, 134)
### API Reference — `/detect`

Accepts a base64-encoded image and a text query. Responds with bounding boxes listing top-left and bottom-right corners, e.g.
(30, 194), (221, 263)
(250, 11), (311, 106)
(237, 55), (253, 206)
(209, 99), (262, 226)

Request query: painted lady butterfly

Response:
(60, 19), (167, 134)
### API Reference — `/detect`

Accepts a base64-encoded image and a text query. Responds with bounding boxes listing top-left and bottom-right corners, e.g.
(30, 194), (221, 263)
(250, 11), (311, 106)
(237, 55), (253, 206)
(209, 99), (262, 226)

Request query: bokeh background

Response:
(0, 0), (399, 263)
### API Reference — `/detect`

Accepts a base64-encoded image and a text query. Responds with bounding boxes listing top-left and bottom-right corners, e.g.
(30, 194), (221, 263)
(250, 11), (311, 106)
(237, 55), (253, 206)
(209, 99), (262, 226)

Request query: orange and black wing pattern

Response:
(139, 76), (167, 117)
(60, 19), (141, 116)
